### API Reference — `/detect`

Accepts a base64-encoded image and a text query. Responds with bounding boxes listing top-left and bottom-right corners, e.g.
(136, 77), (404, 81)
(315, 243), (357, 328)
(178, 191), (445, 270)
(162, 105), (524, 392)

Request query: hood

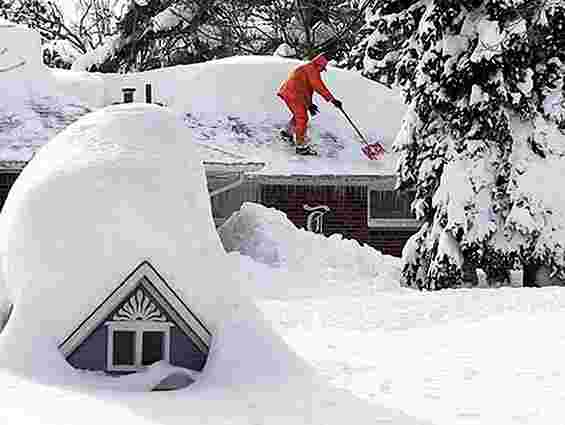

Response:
(311, 54), (329, 71)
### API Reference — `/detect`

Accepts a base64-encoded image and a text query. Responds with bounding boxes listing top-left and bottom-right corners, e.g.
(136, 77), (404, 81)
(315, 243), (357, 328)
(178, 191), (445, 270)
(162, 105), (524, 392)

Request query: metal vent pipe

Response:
(145, 83), (152, 103)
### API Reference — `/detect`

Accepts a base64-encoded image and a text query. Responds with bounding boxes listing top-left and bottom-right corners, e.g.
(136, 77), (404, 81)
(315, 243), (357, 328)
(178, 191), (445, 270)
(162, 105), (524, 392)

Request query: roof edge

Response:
(203, 161), (265, 173)
(0, 160), (266, 174)
(58, 260), (211, 358)
(0, 161), (27, 171)
(248, 174), (397, 187)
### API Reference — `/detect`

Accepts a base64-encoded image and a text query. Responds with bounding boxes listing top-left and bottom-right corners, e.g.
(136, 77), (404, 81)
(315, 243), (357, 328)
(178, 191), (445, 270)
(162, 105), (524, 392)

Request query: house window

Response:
(113, 330), (135, 366)
(142, 331), (165, 365)
(368, 189), (420, 228)
(107, 321), (172, 372)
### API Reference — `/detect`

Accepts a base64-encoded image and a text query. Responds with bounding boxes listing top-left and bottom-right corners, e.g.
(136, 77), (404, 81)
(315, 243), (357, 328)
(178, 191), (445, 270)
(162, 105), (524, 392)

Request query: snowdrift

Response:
(78, 361), (200, 392)
(0, 104), (426, 425)
(0, 104), (245, 380)
(219, 202), (401, 294)
(0, 103), (353, 397)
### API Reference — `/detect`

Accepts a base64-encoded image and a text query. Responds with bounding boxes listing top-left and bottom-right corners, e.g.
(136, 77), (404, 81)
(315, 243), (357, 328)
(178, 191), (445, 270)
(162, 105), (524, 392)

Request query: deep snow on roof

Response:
(2, 24), (406, 175)
(0, 22), (91, 166)
(49, 56), (407, 176)
(0, 90), (90, 164)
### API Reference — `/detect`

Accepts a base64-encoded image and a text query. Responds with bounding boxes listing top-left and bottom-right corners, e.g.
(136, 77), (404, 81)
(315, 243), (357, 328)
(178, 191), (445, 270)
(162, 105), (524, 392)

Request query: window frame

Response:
(106, 321), (173, 372)
(367, 188), (421, 229)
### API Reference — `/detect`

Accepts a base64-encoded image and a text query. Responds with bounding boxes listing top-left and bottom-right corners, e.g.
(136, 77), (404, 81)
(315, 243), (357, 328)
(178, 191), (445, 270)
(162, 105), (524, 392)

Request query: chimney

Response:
(122, 87), (136, 103)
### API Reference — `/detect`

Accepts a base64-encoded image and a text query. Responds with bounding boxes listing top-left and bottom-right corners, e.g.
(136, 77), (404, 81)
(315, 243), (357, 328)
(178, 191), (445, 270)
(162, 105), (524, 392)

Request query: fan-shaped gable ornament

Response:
(58, 261), (211, 374)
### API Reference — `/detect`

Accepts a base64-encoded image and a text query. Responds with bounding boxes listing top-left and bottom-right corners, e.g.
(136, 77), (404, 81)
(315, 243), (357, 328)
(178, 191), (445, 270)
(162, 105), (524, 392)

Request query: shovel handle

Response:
(337, 106), (370, 146)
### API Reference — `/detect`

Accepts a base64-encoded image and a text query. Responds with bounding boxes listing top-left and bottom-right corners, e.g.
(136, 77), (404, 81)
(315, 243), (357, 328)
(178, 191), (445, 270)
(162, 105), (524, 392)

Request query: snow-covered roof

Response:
(0, 91), (90, 165)
(195, 143), (265, 173)
(0, 21), (91, 166)
(2, 24), (406, 177)
(51, 56), (407, 177)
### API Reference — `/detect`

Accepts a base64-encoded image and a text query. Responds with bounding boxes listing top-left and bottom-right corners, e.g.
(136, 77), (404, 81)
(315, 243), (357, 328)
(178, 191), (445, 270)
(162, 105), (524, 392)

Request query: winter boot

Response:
(296, 144), (318, 156)
(280, 129), (293, 143)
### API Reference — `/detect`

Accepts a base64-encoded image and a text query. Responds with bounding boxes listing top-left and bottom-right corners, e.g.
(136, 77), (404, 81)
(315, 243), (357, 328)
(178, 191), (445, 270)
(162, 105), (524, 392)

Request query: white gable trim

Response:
(59, 261), (211, 357)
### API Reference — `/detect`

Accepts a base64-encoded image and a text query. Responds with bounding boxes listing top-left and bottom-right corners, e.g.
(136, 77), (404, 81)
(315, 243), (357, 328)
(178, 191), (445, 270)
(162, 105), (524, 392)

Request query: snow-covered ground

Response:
(2, 22), (565, 425)
(3, 198), (565, 425)
(225, 205), (565, 425)
(260, 289), (565, 425)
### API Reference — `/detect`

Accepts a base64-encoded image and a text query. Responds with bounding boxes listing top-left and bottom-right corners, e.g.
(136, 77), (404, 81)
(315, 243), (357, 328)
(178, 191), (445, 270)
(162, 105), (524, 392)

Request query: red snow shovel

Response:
(338, 106), (385, 160)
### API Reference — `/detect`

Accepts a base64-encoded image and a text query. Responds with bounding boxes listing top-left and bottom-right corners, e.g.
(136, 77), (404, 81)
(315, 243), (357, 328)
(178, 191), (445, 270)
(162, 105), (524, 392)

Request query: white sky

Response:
(54, 0), (78, 20)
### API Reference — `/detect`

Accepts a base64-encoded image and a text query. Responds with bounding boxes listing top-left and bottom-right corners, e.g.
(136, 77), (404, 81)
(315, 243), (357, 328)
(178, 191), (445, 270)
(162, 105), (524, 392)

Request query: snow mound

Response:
(219, 202), (400, 291)
(79, 361), (200, 392)
(0, 104), (338, 402)
(0, 104), (243, 378)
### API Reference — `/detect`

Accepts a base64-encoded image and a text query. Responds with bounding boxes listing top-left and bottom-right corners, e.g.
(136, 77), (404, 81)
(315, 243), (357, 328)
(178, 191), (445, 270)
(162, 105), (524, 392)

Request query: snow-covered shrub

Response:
(401, 222), (432, 289)
(427, 230), (464, 289)
(354, 0), (565, 288)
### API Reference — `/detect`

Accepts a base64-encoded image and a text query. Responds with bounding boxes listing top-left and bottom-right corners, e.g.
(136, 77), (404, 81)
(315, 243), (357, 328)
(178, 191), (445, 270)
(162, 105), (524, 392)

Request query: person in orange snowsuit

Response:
(278, 53), (342, 156)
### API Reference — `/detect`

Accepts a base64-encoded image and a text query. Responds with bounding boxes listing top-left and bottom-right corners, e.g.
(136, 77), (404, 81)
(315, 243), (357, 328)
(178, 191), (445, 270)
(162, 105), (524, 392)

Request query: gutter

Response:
(202, 161), (265, 173)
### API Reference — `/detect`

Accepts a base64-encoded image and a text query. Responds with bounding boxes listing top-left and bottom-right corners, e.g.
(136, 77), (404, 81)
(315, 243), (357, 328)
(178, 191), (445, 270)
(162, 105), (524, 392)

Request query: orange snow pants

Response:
(279, 94), (308, 145)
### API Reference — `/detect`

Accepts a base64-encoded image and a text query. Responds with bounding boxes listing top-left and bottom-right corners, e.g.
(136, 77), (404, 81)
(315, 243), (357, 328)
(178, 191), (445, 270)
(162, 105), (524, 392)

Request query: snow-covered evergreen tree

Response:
(354, 0), (565, 289)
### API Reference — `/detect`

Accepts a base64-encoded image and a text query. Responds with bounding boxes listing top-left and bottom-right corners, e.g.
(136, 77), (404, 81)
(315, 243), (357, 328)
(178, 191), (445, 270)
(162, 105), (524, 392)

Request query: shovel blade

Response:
(361, 143), (385, 160)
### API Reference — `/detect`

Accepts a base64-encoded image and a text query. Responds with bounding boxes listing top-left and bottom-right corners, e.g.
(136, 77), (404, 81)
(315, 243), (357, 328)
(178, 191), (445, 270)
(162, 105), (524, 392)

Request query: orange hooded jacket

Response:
(277, 54), (336, 107)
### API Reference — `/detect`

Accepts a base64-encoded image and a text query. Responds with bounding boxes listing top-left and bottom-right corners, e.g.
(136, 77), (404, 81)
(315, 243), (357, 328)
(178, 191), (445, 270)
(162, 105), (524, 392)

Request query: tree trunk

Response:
(523, 262), (539, 287)
(462, 260), (478, 287)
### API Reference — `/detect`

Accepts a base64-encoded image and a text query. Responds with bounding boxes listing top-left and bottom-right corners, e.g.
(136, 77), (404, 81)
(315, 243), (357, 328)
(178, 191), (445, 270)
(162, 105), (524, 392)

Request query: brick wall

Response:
(261, 183), (418, 257)
(261, 184), (369, 242)
(0, 170), (417, 258)
(368, 229), (416, 257)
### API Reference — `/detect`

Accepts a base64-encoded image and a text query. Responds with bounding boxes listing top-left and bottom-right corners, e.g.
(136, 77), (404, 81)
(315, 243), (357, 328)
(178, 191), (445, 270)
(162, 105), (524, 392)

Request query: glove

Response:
(332, 99), (343, 109)
(308, 104), (319, 116)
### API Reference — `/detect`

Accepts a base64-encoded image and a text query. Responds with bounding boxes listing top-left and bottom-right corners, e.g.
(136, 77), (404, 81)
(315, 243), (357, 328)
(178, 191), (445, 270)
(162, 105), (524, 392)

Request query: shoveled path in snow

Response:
(253, 280), (565, 425)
